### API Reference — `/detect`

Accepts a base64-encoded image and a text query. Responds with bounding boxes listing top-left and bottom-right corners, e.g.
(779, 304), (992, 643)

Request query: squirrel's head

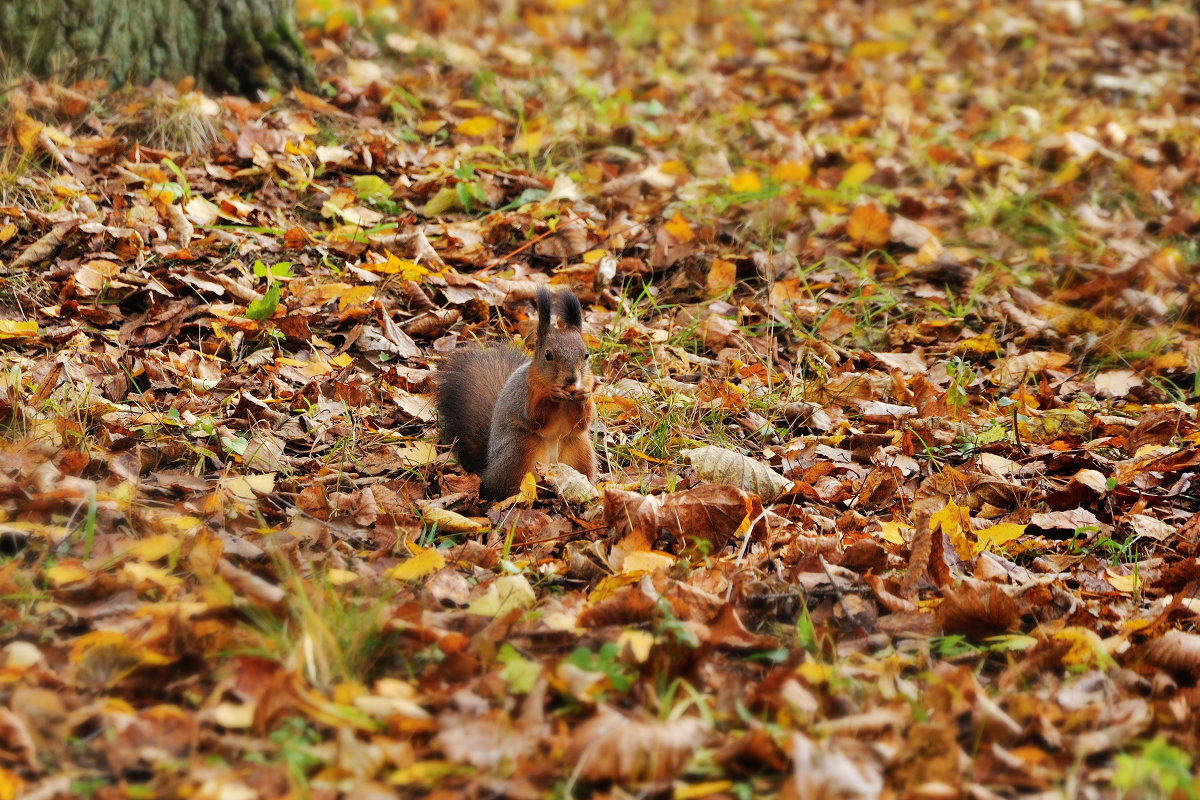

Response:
(535, 286), (591, 402)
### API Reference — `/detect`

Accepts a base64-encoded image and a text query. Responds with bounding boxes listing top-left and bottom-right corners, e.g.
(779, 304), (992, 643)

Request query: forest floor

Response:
(1, 0), (1200, 798)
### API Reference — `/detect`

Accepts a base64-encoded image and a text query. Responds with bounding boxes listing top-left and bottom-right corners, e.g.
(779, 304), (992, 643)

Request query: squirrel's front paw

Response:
(552, 387), (591, 403)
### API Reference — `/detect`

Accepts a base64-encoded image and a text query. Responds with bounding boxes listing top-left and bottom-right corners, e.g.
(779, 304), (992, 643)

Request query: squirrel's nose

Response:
(563, 375), (577, 386)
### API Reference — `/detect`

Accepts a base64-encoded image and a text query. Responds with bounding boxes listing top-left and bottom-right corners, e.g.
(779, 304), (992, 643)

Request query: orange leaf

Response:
(663, 211), (694, 243)
(706, 258), (737, 294)
(770, 161), (811, 182)
(846, 204), (891, 249)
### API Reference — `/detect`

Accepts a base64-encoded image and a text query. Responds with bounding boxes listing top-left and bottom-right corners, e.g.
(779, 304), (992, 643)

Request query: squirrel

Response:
(435, 286), (597, 500)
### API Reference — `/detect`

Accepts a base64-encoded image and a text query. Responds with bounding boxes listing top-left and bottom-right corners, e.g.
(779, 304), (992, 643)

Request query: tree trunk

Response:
(0, 0), (315, 95)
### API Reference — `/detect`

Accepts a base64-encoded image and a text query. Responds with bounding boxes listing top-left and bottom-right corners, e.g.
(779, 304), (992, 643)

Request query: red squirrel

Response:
(435, 287), (597, 500)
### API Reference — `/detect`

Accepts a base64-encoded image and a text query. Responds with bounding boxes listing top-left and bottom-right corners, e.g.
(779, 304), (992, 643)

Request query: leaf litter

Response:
(1, 0), (1199, 797)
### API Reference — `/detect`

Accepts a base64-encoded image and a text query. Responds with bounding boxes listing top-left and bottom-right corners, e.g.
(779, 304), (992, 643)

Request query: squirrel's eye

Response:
(544, 349), (553, 361)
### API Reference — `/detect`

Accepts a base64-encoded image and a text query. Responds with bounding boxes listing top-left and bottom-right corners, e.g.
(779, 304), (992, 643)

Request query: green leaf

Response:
(161, 157), (191, 199)
(351, 174), (392, 203)
(252, 259), (293, 278)
(245, 284), (280, 321)
(498, 643), (541, 694)
(422, 186), (462, 216)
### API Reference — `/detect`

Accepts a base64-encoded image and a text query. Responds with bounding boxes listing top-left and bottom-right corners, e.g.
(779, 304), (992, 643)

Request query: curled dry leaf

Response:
(785, 733), (884, 800)
(217, 559), (286, 610)
(682, 445), (790, 503)
(542, 462), (599, 504)
(1141, 629), (1200, 674)
(988, 351), (1072, 390)
(418, 504), (487, 533)
(566, 705), (707, 784)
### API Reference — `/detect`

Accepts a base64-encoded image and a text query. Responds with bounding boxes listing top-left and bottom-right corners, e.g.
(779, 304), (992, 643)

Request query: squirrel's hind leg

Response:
(560, 433), (597, 482)
(480, 431), (538, 500)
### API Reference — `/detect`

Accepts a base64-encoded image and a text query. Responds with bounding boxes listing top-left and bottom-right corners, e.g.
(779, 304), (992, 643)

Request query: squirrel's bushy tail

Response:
(435, 346), (527, 473)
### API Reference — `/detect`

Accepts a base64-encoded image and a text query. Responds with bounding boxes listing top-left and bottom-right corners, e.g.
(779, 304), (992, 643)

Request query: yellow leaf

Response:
(156, 514), (204, 533)
(0, 320), (38, 339)
(125, 533), (180, 562)
(675, 782), (734, 800)
(123, 562), (183, 589)
(954, 333), (999, 357)
(512, 129), (543, 154)
(840, 162), (876, 187)
(0, 223), (15, 245)
(1153, 352), (1189, 371)
(659, 159), (690, 175)
(329, 353), (354, 368)
(338, 285), (374, 311)
(620, 550), (676, 574)
(850, 40), (908, 59)
(728, 170), (762, 193)
(46, 562), (91, 588)
(628, 449), (669, 463)
(796, 659), (833, 685)
(877, 521), (909, 545)
(770, 160), (811, 182)
(421, 506), (486, 533)
(582, 249), (607, 263)
(663, 210), (694, 243)
(518, 470), (538, 503)
(390, 760), (457, 786)
(467, 574), (535, 616)
(1105, 568), (1139, 596)
(1053, 161), (1082, 185)
(368, 251), (430, 281)
(846, 204), (891, 249)
(388, 547), (446, 581)
(327, 568), (359, 586)
(13, 112), (43, 152)
(416, 119), (446, 135)
(978, 523), (1026, 551)
(455, 116), (498, 137)
(1053, 627), (1109, 667)
(618, 629), (655, 663)
(931, 501), (975, 560)
(224, 473), (276, 501)
(70, 630), (172, 667)
(0, 766), (25, 800)
(392, 442), (440, 467)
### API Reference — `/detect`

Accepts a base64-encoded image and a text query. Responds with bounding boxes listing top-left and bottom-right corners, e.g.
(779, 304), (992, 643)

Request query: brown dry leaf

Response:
(605, 484), (756, 557)
(1142, 630), (1200, 674)
(566, 705), (707, 784)
(660, 483), (759, 554)
(604, 488), (663, 551)
(682, 445), (791, 502)
(936, 579), (1020, 639)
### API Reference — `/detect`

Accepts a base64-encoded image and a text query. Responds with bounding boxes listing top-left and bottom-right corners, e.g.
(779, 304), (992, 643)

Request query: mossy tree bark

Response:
(0, 0), (315, 95)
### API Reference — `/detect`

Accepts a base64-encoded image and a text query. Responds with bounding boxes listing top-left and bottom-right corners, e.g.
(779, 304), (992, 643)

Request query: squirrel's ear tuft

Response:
(560, 290), (583, 330)
(536, 286), (552, 338)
